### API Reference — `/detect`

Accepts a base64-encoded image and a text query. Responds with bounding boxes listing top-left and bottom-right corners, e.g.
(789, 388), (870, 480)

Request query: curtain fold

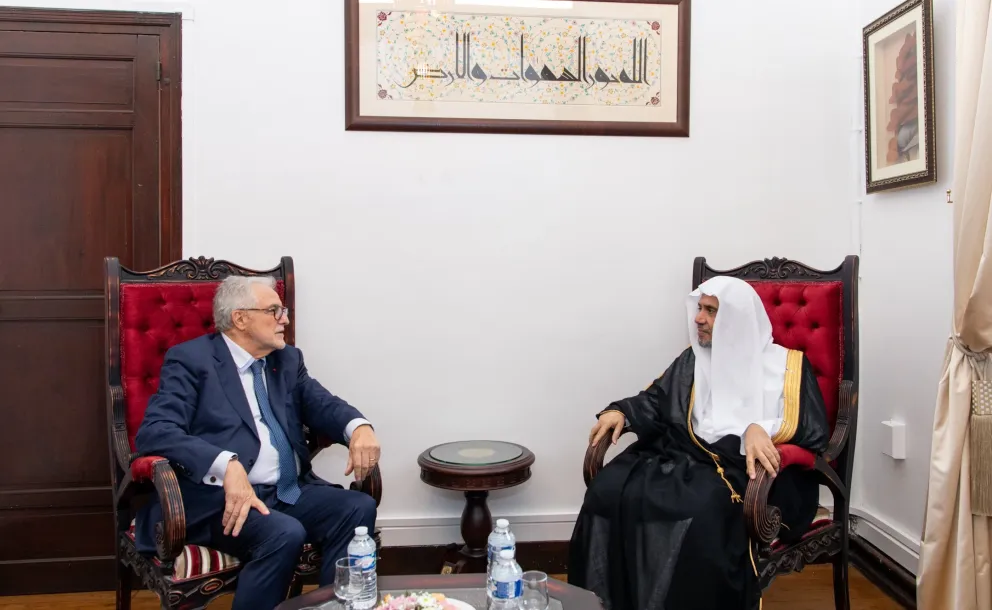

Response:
(918, 1), (992, 607)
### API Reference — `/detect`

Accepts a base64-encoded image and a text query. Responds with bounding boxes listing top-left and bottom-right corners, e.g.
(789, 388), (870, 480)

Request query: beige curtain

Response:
(917, 0), (992, 607)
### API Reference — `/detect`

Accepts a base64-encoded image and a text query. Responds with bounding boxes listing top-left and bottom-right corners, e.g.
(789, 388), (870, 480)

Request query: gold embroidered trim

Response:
(771, 349), (803, 444)
(686, 385), (742, 503)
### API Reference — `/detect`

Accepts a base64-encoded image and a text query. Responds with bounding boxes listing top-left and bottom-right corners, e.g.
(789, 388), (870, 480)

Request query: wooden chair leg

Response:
(116, 559), (132, 610)
(832, 528), (851, 610)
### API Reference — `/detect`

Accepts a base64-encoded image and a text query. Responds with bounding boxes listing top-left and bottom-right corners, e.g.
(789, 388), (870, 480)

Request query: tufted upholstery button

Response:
(811, 322), (819, 329)
(799, 300), (807, 307)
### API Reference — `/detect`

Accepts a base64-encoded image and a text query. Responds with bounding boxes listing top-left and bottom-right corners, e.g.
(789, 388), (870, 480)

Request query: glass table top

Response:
(429, 440), (524, 466)
(301, 587), (563, 610)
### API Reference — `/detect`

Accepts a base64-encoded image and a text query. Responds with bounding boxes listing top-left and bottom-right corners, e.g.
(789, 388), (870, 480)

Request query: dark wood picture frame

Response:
(344, 0), (691, 137)
(862, 0), (936, 193)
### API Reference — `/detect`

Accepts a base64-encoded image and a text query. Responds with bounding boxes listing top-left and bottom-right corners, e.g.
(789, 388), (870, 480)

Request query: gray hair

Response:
(213, 275), (276, 332)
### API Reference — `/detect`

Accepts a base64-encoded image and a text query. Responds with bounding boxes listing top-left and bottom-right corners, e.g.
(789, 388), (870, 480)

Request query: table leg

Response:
(460, 490), (491, 558)
(441, 490), (491, 574)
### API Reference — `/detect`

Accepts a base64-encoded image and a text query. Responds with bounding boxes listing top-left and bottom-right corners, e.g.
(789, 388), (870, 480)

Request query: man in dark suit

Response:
(134, 275), (381, 610)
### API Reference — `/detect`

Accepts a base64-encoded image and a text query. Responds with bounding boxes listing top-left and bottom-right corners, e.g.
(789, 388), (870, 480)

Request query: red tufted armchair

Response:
(583, 256), (859, 610)
(104, 256), (383, 610)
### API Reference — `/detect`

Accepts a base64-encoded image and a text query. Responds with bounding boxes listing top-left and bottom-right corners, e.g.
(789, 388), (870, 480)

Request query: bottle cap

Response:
(499, 549), (515, 559)
(496, 518), (509, 529)
(355, 526), (368, 536)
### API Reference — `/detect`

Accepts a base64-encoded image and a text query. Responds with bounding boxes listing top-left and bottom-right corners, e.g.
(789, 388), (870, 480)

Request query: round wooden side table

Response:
(417, 440), (535, 574)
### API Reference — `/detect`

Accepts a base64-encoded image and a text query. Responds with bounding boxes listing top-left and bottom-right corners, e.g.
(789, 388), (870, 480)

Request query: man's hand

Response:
(222, 459), (269, 537)
(589, 410), (626, 447)
(345, 424), (381, 482)
(744, 423), (780, 480)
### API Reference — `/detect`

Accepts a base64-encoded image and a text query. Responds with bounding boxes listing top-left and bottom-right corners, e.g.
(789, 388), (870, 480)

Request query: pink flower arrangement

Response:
(377, 591), (459, 610)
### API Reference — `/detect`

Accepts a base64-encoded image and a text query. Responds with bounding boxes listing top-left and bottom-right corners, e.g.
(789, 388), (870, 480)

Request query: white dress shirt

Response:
(203, 334), (370, 486)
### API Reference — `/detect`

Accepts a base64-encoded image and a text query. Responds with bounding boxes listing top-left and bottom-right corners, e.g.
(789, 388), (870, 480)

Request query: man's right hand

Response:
(589, 410), (626, 447)
(222, 459), (269, 536)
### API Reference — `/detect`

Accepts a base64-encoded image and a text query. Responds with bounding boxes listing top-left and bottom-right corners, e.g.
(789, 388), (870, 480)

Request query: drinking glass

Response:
(334, 557), (363, 609)
(520, 570), (550, 610)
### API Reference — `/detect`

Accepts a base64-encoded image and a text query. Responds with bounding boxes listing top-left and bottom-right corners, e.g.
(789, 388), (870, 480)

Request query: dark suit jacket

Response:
(132, 332), (364, 553)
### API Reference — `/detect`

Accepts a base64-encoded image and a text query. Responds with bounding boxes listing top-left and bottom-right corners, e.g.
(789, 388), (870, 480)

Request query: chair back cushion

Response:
(747, 281), (843, 431)
(118, 281), (285, 451)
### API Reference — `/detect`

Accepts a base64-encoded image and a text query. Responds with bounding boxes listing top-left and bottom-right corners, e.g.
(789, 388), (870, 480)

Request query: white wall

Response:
(13, 0), (910, 547)
(187, 0), (859, 544)
(848, 0), (957, 573)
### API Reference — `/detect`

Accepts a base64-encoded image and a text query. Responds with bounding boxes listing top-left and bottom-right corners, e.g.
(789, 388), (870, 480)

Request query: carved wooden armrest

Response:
(306, 428), (384, 507)
(108, 384), (134, 471)
(127, 457), (187, 562)
(824, 380), (857, 463)
(582, 428), (632, 487)
(744, 444), (818, 545)
(350, 463), (383, 507)
(744, 469), (782, 546)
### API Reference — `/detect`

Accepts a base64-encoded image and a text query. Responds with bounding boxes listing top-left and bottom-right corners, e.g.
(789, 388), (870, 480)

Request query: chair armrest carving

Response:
(824, 380), (857, 463)
(744, 469), (782, 545)
(147, 458), (187, 562)
(583, 428), (632, 487)
(350, 463), (383, 507)
(108, 384), (133, 471)
(743, 444), (819, 545)
(306, 429), (383, 507)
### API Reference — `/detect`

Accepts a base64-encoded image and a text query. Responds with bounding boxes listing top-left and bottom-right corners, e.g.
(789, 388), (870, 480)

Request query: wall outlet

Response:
(881, 420), (906, 460)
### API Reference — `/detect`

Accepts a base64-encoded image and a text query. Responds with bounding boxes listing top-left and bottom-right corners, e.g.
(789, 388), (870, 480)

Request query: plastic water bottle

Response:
(486, 519), (516, 601)
(347, 526), (378, 609)
(491, 548), (523, 610)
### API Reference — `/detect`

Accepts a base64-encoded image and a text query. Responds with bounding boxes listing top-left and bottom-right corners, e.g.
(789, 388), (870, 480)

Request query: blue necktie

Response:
(250, 359), (301, 505)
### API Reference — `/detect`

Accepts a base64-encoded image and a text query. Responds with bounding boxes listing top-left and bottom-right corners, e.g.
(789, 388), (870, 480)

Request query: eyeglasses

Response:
(239, 306), (290, 320)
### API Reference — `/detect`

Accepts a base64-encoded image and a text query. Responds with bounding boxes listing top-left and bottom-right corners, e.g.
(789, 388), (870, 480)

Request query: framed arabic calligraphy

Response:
(344, 0), (691, 137)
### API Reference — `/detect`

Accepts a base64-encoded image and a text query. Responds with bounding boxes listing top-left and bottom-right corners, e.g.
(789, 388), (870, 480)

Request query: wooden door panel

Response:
(0, 56), (134, 109)
(0, 322), (108, 488)
(0, 129), (133, 290)
(0, 510), (113, 561)
(0, 29), (137, 56)
(133, 34), (163, 271)
(0, 8), (181, 595)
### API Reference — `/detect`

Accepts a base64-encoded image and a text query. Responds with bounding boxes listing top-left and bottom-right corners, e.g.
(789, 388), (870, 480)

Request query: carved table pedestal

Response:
(417, 440), (535, 575)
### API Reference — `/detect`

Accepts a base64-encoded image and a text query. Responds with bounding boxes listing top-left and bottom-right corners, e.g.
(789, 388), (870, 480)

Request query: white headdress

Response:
(686, 276), (788, 446)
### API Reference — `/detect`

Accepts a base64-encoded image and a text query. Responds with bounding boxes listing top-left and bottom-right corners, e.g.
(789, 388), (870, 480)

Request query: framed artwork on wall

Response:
(344, 0), (691, 137)
(862, 0), (936, 193)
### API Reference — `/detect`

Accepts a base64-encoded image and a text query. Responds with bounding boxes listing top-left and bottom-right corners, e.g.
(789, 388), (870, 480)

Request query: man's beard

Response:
(699, 338), (712, 348)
